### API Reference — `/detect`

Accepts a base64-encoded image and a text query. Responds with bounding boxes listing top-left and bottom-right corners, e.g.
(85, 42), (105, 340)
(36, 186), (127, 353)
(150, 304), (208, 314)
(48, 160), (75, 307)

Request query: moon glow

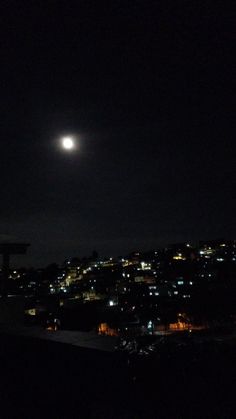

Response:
(62, 136), (75, 150)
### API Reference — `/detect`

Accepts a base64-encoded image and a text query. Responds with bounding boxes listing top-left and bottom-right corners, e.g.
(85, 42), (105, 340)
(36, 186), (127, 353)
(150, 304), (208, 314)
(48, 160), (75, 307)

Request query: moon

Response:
(61, 136), (75, 150)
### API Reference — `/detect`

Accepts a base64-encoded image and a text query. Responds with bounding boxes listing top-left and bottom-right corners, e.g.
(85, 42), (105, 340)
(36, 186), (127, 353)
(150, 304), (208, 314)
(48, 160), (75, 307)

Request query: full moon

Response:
(62, 136), (75, 150)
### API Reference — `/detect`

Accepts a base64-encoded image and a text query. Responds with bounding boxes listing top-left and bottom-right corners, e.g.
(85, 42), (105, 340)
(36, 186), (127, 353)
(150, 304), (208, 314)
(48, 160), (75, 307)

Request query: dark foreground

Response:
(0, 333), (235, 419)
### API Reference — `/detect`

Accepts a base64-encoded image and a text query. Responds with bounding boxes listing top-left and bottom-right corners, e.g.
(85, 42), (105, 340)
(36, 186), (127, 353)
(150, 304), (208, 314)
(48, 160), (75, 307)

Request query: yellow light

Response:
(173, 255), (186, 260)
(25, 308), (36, 316)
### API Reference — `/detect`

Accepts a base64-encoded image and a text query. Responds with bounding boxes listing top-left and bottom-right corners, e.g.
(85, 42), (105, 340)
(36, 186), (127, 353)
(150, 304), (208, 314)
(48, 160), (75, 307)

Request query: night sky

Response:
(0, 1), (235, 266)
